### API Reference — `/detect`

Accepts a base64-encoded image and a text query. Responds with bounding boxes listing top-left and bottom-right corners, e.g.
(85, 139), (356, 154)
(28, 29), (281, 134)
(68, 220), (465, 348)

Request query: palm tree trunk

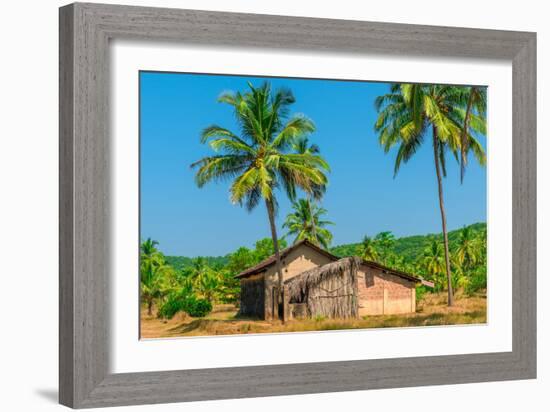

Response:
(265, 198), (285, 323)
(307, 195), (317, 245)
(147, 299), (153, 316)
(432, 126), (454, 306)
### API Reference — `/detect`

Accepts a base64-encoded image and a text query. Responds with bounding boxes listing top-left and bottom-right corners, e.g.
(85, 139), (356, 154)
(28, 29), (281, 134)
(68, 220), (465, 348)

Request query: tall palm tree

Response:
(192, 82), (329, 321)
(283, 198), (334, 249)
(375, 84), (486, 306)
(361, 235), (379, 262)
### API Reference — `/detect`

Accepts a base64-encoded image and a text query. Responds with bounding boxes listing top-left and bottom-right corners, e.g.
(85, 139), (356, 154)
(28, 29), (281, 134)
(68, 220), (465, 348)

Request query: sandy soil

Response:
(140, 291), (487, 339)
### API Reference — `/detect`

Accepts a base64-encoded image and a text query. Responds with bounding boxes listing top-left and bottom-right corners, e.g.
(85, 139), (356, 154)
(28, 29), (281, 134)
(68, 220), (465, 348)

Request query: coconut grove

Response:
(139, 73), (487, 337)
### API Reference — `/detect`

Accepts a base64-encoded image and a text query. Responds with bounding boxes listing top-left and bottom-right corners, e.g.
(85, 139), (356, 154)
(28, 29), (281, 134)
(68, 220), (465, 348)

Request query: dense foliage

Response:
(331, 223), (486, 261)
(164, 255), (228, 272)
(140, 237), (287, 319)
(140, 82), (487, 316)
(333, 223), (487, 296)
(141, 223), (486, 319)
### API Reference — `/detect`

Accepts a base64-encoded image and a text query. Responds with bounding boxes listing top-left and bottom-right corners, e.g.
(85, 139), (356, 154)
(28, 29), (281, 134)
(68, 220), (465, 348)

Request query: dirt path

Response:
(140, 292), (486, 339)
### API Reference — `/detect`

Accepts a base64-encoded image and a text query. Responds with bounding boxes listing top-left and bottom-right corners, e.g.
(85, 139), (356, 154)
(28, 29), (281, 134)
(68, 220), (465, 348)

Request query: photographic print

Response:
(139, 72), (487, 339)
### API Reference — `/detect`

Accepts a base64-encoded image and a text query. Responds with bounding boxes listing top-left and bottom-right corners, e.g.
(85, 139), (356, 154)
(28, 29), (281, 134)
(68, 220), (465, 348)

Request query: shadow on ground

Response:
(35, 389), (58, 404)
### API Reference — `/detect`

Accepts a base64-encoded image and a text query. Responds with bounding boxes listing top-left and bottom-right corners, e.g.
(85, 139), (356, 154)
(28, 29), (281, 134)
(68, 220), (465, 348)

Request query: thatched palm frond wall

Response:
(285, 257), (360, 319)
(239, 277), (265, 318)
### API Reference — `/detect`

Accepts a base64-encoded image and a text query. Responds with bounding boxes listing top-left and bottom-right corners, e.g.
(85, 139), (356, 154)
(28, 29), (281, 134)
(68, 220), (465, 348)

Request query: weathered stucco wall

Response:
(265, 246), (335, 283)
(357, 266), (416, 316)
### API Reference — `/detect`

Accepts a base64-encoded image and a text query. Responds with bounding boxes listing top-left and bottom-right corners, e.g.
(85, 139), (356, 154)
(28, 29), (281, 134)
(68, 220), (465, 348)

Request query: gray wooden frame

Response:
(59, 2), (536, 408)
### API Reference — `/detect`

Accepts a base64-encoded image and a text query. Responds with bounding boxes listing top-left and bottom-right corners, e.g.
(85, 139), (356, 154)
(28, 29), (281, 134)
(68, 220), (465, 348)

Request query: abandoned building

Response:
(235, 239), (433, 320)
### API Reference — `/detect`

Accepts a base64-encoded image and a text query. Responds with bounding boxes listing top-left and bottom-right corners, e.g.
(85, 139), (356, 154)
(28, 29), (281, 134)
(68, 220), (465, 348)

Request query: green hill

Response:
(330, 222), (486, 262)
(165, 222), (486, 269)
(164, 255), (229, 271)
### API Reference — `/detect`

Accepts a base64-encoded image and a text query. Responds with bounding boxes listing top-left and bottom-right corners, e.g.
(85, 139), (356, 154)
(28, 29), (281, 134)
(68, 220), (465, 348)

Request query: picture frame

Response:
(59, 2), (536, 408)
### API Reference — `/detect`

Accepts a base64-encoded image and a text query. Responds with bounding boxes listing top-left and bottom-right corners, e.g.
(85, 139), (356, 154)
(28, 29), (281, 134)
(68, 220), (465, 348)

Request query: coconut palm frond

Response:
(374, 83), (487, 305)
(283, 198), (334, 249)
(192, 82), (331, 320)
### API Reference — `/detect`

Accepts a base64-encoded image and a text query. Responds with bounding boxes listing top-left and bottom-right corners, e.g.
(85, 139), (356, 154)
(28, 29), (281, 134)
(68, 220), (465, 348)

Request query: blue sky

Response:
(140, 72), (487, 257)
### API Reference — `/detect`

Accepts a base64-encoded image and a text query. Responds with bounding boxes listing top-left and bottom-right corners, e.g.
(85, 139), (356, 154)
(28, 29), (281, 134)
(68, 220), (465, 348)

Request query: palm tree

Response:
(184, 257), (211, 280)
(374, 231), (396, 264)
(191, 82), (329, 321)
(196, 271), (219, 303)
(292, 136), (327, 241)
(460, 87), (487, 182)
(375, 84), (486, 306)
(184, 257), (220, 303)
(361, 235), (379, 262)
(455, 226), (480, 269)
(283, 198), (334, 249)
(140, 239), (172, 316)
(420, 238), (446, 291)
(141, 238), (159, 258)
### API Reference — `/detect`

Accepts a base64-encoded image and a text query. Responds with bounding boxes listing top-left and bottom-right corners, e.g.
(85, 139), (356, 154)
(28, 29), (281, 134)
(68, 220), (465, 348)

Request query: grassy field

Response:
(140, 291), (486, 338)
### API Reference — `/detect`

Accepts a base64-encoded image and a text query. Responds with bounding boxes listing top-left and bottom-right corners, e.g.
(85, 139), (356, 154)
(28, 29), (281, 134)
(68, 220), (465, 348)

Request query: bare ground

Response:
(140, 291), (487, 339)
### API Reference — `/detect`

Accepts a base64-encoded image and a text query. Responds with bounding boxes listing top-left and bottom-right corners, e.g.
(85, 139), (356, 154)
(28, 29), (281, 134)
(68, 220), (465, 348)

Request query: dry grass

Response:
(140, 291), (486, 339)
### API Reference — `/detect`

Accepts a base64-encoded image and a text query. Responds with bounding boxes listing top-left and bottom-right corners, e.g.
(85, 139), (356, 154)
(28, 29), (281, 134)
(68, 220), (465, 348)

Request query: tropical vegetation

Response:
(283, 198), (334, 249)
(141, 223), (487, 320)
(140, 81), (487, 323)
(140, 237), (288, 319)
(190, 82), (329, 320)
(333, 223), (487, 296)
(140, 239), (176, 316)
(374, 84), (486, 305)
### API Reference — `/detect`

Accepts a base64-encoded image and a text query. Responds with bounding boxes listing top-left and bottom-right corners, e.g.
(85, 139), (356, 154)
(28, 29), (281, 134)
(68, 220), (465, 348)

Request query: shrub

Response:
(158, 293), (212, 319)
(157, 294), (186, 319)
(185, 297), (212, 317)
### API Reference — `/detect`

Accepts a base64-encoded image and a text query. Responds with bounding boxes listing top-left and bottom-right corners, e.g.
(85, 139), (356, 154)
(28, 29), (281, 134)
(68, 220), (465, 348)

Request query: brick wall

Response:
(357, 265), (416, 316)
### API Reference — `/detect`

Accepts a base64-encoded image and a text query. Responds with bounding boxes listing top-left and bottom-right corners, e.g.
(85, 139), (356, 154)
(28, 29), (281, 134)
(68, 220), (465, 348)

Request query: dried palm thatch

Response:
(239, 276), (265, 318)
(285, 257), (360, 319)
